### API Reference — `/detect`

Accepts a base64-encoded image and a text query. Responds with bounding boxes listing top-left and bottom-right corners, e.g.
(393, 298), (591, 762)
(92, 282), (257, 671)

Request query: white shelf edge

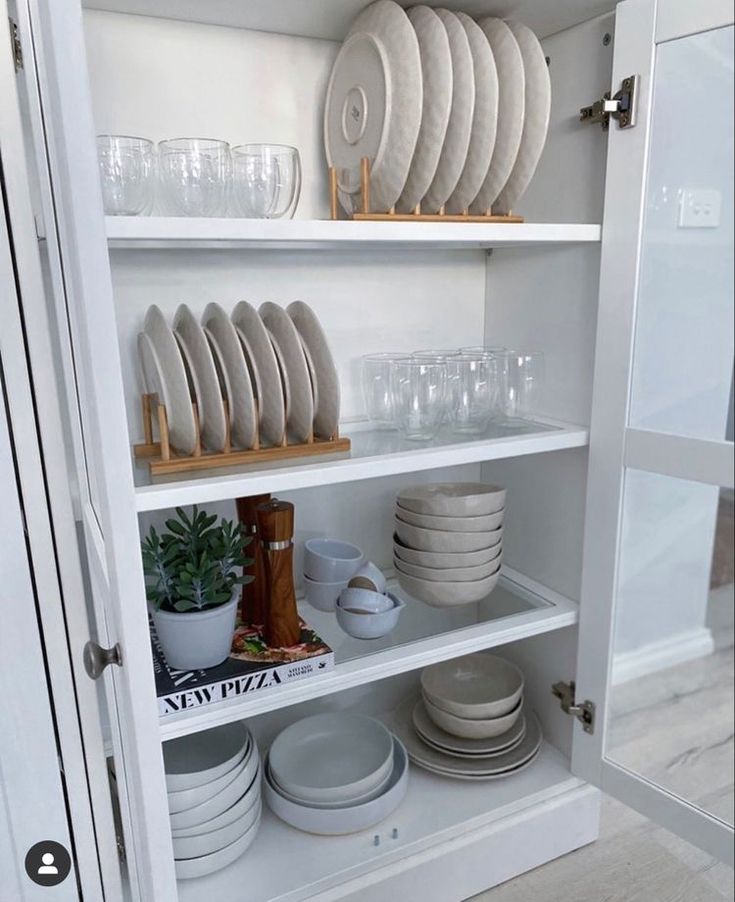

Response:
(158, 568), (579, 741)
(134, 419), (589, 513)
(105, 217), (601, 250)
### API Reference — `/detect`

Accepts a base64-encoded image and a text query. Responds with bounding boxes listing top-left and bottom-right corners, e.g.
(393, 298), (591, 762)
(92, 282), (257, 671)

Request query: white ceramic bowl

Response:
(392, 555), (501, 583)
(263, 736), (409, 835)
(269, 761), (392, 809)
(168, 742), (250, 813)
(336, 592), (405, 639)
(395, 505), (504, 533)
(348, 561), (387, 593)
(394, 518), (503, 553)
(395, 562), (501, 607)
(304, 538), (364, 582)
(269, 713), (394, 805)
(303, 574), (349, 612)
(172, 795), (262, 859)
(421, 653), (525, 719)
(163, 722), (250, 792)
(393, 536), (502, 570)
(174, 810), (261, 879)
(397, 482), (506, 517)
(337, 586), (394, 614)
(422, 693), (523, 739)
(171, 766), (261, 838)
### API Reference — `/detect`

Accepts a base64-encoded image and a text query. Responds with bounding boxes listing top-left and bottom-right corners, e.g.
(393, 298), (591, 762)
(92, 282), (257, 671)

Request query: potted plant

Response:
(142, 506), (252, 670)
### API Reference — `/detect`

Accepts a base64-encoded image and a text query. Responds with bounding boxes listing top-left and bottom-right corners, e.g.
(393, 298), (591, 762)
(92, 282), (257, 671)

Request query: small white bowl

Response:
(303, 574), (349, 612)
(395, 562), (501, 607)
(394, 517), (503, 553)
(348, 561), (387, 593)
(338, 586), (394, 614)
(304, 538), (364, 582)
(336, 592), (405, 639)
(421, 653), (525, 719)
(392, 555), (501, 583)
(397, 482), (506, 517)
(393, 536), (502, 569)
(395, 505), (504, 533)
(422, 693), (523, 739)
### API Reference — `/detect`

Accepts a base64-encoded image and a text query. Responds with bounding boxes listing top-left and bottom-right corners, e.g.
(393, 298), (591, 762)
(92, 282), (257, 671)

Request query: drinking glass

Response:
(459, 345), (507, 356)
(361, 353), (403, 429)
(496, 351), (545, 422)
(412, 350), (461, 424)
(158, 138), (231, 216)
(96, 135), (155, 215)
(232, 144), (301, 219)
(448, 354), (499, 435)
(390, 358), (448, 441)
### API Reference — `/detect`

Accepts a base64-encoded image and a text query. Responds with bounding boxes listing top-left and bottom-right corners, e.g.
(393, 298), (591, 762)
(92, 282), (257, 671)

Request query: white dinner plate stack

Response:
(137, 299), (340, 453)
(391, 653), (543, 780)
(163, 722), (262, 879)
(393, 482), (505, 606)
(263, 712), (409, 834)
(324, 1), (550, 216)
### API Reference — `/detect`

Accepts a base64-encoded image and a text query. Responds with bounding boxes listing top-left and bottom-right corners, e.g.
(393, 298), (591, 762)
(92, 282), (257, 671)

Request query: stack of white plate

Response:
(324, 2), (551, 216)
(164, 722), (262, 879)
(391, 653), (542, 780)
(393, 482), (505, 606)
(263, 713), (409, 835)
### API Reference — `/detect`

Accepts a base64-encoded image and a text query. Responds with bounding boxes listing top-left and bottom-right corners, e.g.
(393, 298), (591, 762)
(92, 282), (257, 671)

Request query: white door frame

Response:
(574, 0), (734, 864)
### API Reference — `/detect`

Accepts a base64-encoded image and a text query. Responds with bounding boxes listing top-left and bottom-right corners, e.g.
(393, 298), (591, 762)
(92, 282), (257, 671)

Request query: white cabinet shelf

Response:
(134, 418), (588, 512)
(105, 216), (601, 251)
(157, 569), (578, 741)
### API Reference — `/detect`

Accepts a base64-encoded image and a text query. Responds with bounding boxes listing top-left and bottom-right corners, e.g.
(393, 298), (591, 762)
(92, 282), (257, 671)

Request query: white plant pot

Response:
(152, 595), (238, 671)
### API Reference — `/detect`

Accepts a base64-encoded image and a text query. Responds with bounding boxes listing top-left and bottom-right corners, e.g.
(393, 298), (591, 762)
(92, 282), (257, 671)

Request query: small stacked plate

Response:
(393, 482), (505, 606)
(163, 722), (261, 879)
(138, 299), (340, 453)
(391, 653), (542, 780)
(263, 712), (409, 834)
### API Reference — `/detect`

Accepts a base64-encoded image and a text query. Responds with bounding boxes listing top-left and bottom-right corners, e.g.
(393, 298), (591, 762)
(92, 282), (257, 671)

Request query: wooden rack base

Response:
(329, 158), (524, 224)
(134, 394), (351, 477)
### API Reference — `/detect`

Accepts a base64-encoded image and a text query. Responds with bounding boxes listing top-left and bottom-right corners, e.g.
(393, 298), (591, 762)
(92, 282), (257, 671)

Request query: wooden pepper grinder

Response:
(256, 499), (301, 649)
(235, 493), (271, 626)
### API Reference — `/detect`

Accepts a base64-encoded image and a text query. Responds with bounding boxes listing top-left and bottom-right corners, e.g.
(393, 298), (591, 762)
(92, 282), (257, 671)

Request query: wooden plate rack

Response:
(133, 393), (351, 477)
(329, 158), (524, 223)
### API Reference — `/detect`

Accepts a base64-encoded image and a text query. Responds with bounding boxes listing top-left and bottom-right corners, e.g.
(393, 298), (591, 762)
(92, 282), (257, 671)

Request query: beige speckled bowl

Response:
(397, 482), (506, 517)
(394, 517), (503, 553)
(393, 536), (501, 569)
(393, 554), (501, 583)
(421, 653), (525, 719)
(422, 693), (522, 739)
(395, 563), (501, 607)
(395, 505), (504, 533)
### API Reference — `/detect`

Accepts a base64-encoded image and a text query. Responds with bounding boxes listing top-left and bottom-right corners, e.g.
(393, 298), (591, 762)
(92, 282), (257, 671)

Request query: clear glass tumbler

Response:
(390, 358), (448, 441)
(448, 354), (499, 435)
(361, 353), (404, 429)
(96, 135), (156, 216)
(497, 351), (545, 422)
(232, 144), (301, 219)
(412, 350), (461, 424)
(158, 138), (231, 216)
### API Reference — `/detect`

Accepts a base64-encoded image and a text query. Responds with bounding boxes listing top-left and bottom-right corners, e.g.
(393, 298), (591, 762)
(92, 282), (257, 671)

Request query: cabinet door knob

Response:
(83, 640), (122, 680)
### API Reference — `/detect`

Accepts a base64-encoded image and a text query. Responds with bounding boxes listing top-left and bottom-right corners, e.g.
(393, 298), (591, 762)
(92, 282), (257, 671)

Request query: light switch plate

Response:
(678, 188), (721, 228)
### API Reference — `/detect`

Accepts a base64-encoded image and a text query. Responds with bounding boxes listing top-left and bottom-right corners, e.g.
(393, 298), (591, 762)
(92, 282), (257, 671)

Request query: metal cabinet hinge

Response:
(83, 640), (122, 680)
(9, 17), (22, 70)
(552, 680), (596, 734)
(580, 75), (638, 130)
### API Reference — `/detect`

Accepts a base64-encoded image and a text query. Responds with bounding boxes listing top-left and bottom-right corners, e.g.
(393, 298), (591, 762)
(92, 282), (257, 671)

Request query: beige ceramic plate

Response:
(287, 301), (340, 439)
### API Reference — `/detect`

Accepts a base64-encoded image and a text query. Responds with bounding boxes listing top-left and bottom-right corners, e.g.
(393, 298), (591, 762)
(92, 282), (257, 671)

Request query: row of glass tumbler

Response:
(362, 349), (544, 441)
(97, 136), (302, 218)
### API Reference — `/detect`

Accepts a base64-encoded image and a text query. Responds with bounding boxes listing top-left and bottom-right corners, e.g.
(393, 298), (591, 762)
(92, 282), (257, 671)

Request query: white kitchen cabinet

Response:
(0, 0), (732, 899)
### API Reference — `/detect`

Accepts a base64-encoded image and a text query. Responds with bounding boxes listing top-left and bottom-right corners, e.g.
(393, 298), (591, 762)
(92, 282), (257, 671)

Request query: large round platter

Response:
(421, 9), (475, 214)
(174, 810), (261, 880)
(173, 304), (229, 452)
(412, 699), (526, 758)
(142, 305), (198, 454)
(324, 0), (422, 213)
(446, 12), (498, 214)
(287, 301), (340, 440)
(471, 18), (525, 214)
(202, 303), (257, 449)
(259, 303), (314, 442)
(492, 20), (551, 215)
(232, 301), (285, 446)
(395, 6), (452, 213)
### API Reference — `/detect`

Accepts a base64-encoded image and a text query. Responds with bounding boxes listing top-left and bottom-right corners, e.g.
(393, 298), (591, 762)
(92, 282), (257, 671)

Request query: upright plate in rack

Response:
(286, 301), (340, 439)
(395, 6), (453, 213)
(471, 18), (525, 214)
(173, 304), (228, 452)
(492, 21), (551, 215)
(202, 303), (257, 450)
(412, 699), (526, 758)
(232, 301), (286, 446)
(142, 305), (198, 454)
(446, 12), (498, 214)
(421, 9), (475, 214)
(324, 0), (422, 214)
(259, 302), (314, 443)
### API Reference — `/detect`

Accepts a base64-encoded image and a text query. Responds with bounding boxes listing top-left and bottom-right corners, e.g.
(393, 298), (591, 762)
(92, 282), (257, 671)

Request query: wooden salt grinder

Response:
(236, 493), (271, 626)
(256, 499), (301, 649)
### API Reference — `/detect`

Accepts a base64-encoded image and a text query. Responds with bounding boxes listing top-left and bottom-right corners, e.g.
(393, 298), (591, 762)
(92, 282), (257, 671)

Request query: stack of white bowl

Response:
(303, 538), (365, 611)
(393, 482), (505, 606)
(263, 712), (409, 835)
(164, 722), (261, 879)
